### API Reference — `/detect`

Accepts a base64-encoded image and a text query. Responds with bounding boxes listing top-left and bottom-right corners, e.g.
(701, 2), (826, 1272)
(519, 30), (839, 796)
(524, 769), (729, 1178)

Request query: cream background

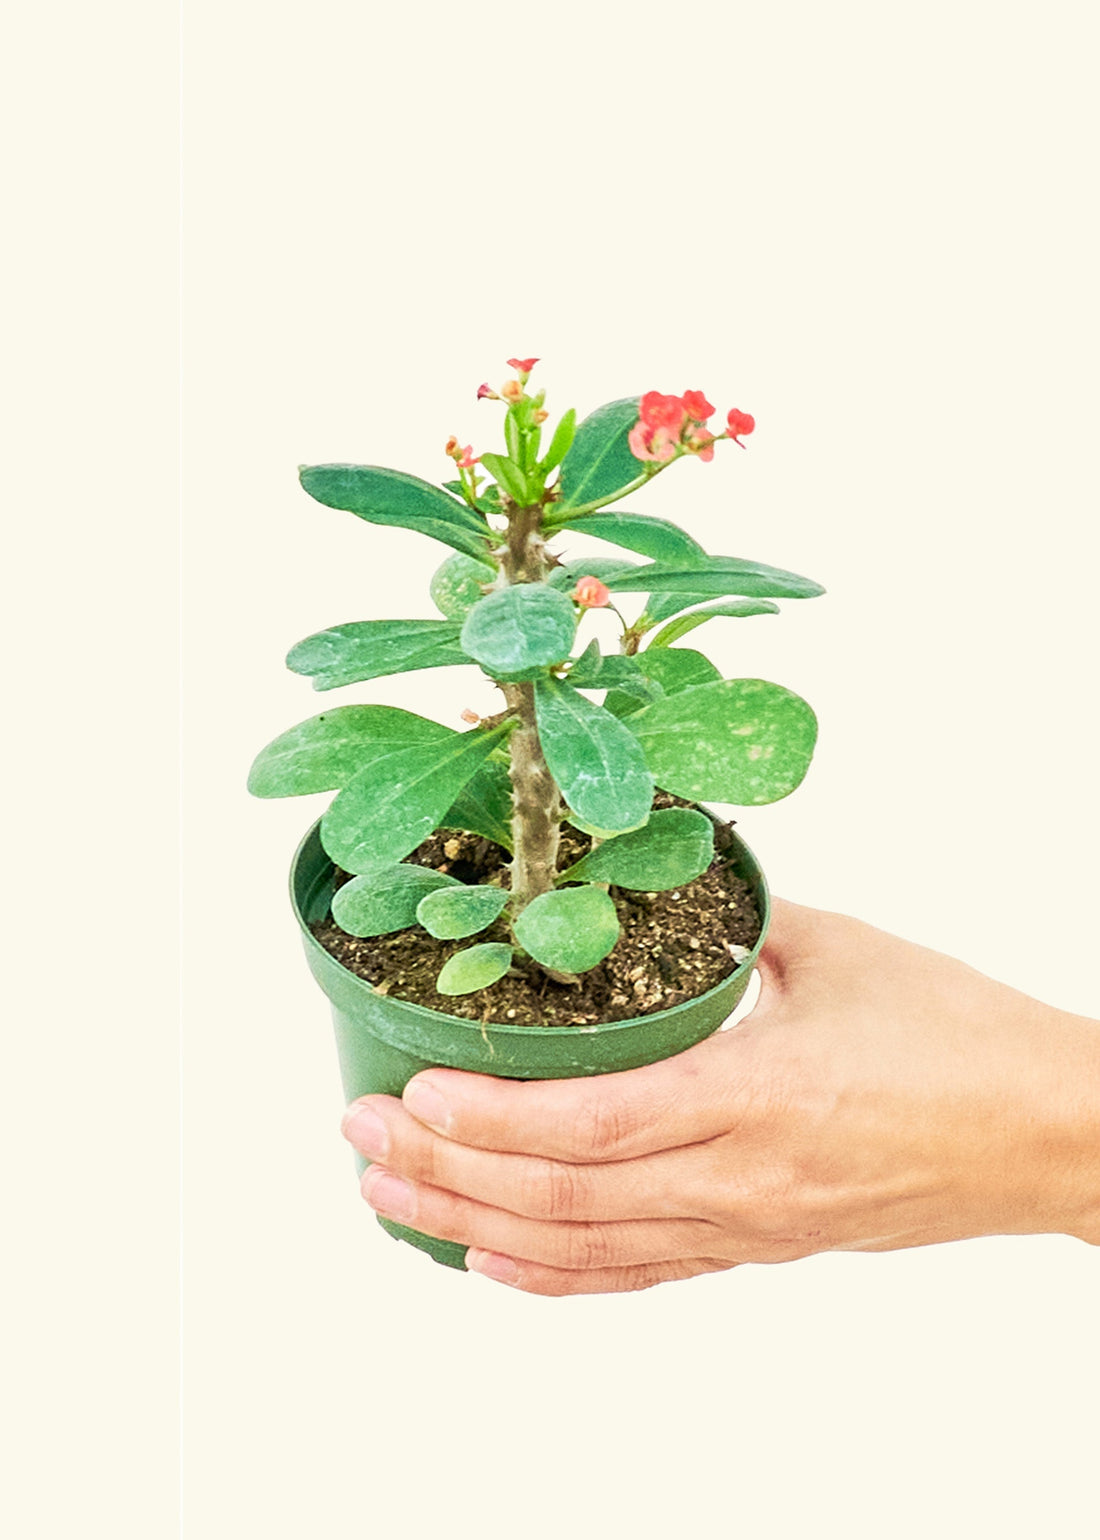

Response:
(7, 1), (1099, 1536)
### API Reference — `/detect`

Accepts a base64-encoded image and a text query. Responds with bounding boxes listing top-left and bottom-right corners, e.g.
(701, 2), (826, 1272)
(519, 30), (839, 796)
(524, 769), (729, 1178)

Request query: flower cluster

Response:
(444, 435), (479, 470)
(477, 356), (541, 403)
(628, 391), (755, 464)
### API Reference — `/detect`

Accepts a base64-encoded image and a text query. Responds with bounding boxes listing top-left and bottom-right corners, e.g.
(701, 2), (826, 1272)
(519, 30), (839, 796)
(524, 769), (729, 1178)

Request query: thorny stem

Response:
(500, 498), (561, 916)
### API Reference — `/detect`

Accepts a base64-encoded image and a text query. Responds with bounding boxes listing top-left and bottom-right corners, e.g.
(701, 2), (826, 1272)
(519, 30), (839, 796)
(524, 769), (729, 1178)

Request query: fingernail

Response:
(361, 1169), (416, 1224)
(341, 1103), (389, 1160)
(466, 1249), (520, 1286)
(404, 1078), (451, 1134)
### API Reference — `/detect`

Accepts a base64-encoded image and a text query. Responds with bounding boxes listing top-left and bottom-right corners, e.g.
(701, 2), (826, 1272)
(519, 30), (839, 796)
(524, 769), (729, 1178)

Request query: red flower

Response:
(572, 575), (611, 608)
(507, 357), (539, 373)
(456, 445), (480, 469)
(476, 382), (497, 400)
(726, 408), (755, 441)
(638, 391), (687, 431)
(680, 389), (715, 423)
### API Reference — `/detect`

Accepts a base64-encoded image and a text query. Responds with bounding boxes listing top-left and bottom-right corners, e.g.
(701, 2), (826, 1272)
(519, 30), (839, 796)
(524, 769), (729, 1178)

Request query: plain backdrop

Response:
(5, 1), (1098, 1537)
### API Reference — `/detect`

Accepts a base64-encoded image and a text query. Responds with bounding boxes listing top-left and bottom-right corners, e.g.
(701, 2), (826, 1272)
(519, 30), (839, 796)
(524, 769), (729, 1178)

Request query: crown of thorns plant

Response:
(250, 360), (822, 996)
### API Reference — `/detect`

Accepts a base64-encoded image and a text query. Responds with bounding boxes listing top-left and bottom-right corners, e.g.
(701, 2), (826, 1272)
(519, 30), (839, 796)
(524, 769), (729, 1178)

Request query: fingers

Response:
(359, 1163), (713, 1272)
(464, 1249), (735, 1297)
(397, 1029), (752, 1164)
(342, 1095), (703, 1222)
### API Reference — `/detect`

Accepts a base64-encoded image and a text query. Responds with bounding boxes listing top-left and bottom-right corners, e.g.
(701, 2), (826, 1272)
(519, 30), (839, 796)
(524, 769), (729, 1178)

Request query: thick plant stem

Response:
(503, 680), (560, 913)
(500, 501), (560, 915)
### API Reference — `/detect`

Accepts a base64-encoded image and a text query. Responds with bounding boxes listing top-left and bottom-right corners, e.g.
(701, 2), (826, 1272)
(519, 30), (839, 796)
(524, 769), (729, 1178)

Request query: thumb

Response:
(753, 894), (821, 1004)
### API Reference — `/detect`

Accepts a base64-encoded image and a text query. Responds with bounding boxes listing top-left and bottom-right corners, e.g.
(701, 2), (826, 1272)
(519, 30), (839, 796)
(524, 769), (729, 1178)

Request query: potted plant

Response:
(249, 359), (824, 1269)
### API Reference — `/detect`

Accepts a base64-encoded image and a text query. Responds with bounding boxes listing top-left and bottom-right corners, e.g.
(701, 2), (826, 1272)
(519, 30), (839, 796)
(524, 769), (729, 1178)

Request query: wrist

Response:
(1014, 1002), (1100, 1244)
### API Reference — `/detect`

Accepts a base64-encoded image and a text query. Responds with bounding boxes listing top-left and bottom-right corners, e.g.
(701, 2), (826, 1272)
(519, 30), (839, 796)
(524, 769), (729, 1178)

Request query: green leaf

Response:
(601, 649), (714, 719)
(604, 556), (825, 600)
(504, 409), (522, 464)
(320, 723), (511, 873)
(436, 943), (514, 995)
(533, 677), (654, 833)
(299, 465), (492, 559)
(331, 865), (461, 937)
(416, 884), (509, 940)
(555, 397), (644, 511)
(601, 674), (666, 720)
(550, 510), (706, 564)
(480, 451), (531, 506)
(539, 407), (576, 473)
(286, 619), (470, 691)
(636, 590), (722, 630)
(649, 599), (780, 647)
(546, 556), (640, 591)
(460, 583), (577, 679)
(560, 808), (715, 891)
(429, 553), (497, 621)
(637, 647), (720, 694)
(567, 641), (645, 690)
(628, 679), (818, 805)
(514, 886), (620, 973)
(440, 755), (514, 849)
(566, 808), (649, 838)
(247, 705), (450, 798)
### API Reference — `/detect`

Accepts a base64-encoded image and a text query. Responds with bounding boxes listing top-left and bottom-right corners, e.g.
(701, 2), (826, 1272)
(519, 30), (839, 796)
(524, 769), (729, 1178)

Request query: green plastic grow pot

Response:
(291, 816), (770, 1270)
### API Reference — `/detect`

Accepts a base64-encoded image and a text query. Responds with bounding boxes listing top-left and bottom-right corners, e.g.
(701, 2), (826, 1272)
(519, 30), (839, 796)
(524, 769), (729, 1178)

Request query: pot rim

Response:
(290, 807), (769, 1041)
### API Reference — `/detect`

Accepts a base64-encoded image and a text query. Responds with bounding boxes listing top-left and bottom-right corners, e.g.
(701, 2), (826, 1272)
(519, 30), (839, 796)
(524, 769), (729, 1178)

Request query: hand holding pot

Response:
(342, 898), (1100, 1295)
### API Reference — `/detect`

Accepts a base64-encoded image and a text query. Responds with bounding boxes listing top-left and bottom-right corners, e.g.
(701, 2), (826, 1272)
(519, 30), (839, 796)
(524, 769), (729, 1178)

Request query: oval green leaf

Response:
(533, 677), (654, 832)
(638, 647), (720, 694)
(539, 407), (576, 474)
(550, 510), (706, 564)
(429, 553), (496, 621)
(602, 648), (713, 720)
(299, 464), (492, 558)
(560, 808), (714, 891)
(514, 885), (621, 973)
(567, 641), (645, 691)
(555, 397), (644, 511)
(416, 884), (509, 940)
(627, 678), (818, 806)
(605, 556), (825, 600)
(649, 599), (780, 647)
(286, 619), (470, 691)
(331, 865), (461, 937)
(460, 584), (578, 679)
(441, 755), (514, 849)
(546, 556), (640, 591)
(436, 943), (514, 996)
(247, 705), (451, 798)
(320, 723), (511, 873)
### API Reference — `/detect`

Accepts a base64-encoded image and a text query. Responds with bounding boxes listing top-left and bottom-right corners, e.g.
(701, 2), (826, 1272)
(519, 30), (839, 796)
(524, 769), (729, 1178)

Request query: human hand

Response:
(341, 898), (1100, 1294)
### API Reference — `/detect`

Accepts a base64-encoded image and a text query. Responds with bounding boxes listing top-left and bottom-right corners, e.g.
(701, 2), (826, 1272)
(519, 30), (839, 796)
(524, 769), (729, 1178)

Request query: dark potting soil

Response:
(311, 796), (762, 1028)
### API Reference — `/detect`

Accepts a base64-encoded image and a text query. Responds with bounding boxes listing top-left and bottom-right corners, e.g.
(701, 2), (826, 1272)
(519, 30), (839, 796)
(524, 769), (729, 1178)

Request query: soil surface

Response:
(311, 794), (762, 1027)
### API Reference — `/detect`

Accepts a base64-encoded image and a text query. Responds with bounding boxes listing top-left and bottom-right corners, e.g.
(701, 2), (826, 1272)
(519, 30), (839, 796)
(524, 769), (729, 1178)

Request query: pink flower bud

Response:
(684, 425), (716, 461)
(572, 575), (611, 608)
(500, 379), (523, 403)
(477, 382), (498, 400)
(444, 435), (460, 458)
(460, 708), (481, 725)
(456, 445), (480, 469)
(726, 408), (755, 441)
